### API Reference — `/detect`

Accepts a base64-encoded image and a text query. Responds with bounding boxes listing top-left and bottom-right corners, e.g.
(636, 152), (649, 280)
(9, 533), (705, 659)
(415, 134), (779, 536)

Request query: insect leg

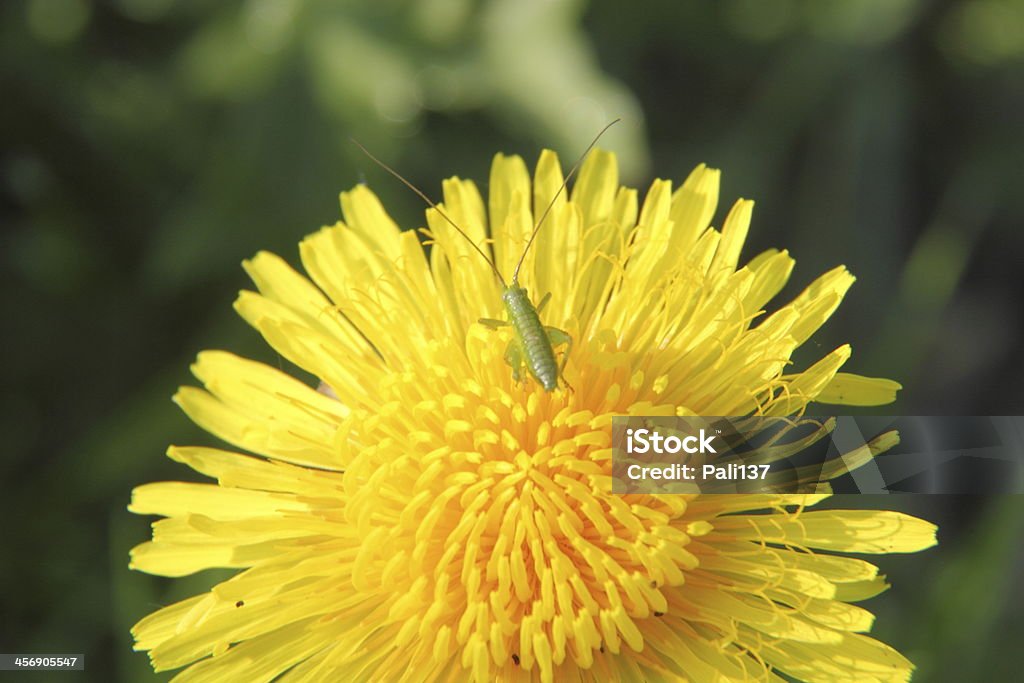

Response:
(503, 338), (525, 382)
(545, 327), (573, 371)
(545, 326), (575, 391)
(536, 292), (552, 314)
(479, 317), (510, 329)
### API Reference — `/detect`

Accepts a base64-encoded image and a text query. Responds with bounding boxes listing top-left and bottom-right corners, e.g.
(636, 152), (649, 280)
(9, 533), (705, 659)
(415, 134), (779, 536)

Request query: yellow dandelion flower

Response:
(130, 148), (936, 682)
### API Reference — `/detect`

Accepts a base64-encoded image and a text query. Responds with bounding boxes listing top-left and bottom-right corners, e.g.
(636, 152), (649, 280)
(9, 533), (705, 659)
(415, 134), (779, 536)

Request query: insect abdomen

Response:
(502, 286), (558, 391)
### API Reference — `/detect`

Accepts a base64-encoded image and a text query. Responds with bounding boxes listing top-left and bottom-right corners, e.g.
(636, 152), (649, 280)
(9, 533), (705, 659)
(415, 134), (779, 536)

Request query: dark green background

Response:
(2, 1), (1022, 680)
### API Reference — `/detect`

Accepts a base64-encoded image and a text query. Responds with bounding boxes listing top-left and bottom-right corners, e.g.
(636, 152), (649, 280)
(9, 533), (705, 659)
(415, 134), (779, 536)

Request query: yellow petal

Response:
(817, 373), (902, 406)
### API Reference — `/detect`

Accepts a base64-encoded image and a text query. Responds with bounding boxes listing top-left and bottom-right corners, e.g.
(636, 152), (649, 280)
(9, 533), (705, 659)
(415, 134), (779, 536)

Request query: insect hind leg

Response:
(545, 326), (574, 390)
(503, 339), (525, 383)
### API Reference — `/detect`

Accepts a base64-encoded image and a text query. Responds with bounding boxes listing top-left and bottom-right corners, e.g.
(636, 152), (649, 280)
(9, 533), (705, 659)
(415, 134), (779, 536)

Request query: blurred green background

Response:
(2, 0), (1023, 680)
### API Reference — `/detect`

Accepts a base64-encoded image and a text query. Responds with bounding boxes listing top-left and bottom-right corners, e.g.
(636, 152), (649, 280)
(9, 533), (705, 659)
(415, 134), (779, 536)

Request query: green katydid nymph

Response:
(352, 119), (619, 392)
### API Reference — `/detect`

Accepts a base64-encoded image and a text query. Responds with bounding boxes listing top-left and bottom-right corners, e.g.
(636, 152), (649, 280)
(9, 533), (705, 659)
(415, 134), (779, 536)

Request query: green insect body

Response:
(499, 286), (569, 392)
(462, 276), (573, 393)
(353, 120), (617, 392)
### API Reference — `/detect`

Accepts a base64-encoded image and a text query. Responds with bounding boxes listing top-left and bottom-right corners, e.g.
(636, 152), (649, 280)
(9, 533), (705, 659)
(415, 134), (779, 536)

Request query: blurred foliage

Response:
(1, 0), (1022, 681)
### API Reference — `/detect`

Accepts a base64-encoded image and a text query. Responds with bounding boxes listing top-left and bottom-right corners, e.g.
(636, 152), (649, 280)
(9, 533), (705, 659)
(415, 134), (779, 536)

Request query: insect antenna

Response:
(511, 118), (622, 283)
(351, 138), (507, 287)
